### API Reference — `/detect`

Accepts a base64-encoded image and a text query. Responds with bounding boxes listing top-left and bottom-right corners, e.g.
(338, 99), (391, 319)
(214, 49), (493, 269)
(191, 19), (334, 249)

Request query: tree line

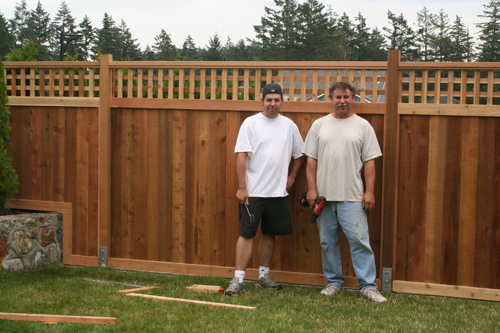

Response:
(1, 0), (499, 62)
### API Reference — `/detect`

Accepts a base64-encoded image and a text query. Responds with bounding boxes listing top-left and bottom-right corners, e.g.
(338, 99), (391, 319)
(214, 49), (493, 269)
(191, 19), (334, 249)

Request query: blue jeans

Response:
(317, 201), (378, 289)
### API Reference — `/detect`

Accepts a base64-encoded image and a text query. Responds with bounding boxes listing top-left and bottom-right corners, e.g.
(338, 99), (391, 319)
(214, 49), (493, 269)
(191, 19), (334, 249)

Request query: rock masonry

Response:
(0, 212), (63, 270)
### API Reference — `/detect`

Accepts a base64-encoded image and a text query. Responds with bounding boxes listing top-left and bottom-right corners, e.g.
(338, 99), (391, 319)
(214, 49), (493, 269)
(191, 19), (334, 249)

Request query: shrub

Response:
(0, 59), (19, 214)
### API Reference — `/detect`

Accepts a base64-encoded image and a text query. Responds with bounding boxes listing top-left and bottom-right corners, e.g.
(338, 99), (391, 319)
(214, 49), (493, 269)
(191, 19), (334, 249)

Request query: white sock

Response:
(259, 266), (270, 279)
(235, 270), (245, 283)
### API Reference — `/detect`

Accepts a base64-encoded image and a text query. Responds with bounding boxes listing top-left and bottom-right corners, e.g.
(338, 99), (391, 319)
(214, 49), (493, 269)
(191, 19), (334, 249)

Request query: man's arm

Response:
(362, 159), (376, 210)
(235, 152), (249, 204)
(306, 157), (319, 206)
(286, 155), (305, 190)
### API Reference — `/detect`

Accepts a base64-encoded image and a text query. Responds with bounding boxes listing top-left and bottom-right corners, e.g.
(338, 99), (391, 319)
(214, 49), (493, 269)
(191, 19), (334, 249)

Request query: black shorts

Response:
(239, 197), (292, 238)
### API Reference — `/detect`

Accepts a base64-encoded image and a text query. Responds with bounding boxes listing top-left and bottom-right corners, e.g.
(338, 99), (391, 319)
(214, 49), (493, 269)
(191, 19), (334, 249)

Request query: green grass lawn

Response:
(0, 265), (499, 332)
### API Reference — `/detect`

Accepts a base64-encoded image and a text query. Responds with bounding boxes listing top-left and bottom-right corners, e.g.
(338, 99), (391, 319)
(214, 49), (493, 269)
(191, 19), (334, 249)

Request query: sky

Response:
(0, 0), (489, 49)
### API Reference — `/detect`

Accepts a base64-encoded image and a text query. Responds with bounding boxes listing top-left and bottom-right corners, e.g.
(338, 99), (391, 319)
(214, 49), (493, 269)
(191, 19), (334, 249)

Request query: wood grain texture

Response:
(395, 111), (500, 290)
(425, 116), (447, 283)
(0, 312), (117, 325)
(9, 106), (99, 259)
(9, 91), (500, 295)
(393, 280), (500, 302)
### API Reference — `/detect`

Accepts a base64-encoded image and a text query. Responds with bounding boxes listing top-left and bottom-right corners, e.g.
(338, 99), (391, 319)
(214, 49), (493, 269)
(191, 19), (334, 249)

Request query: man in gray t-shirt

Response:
(302, 82), (387, 303)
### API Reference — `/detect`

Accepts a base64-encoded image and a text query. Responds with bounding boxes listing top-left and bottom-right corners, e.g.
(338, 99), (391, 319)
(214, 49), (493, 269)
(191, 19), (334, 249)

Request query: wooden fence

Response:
(4, 51), (500, 301)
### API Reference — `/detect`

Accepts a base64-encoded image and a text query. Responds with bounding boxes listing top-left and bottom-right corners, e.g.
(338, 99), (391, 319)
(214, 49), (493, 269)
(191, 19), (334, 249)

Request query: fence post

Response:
(98, 54), (112, 265)
(381, 50), (401, 280)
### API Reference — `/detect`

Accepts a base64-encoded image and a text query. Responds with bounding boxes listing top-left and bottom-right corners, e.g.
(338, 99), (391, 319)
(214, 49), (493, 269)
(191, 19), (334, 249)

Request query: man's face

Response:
(330, 88), (354, 119)
(261, 93), (283, 118)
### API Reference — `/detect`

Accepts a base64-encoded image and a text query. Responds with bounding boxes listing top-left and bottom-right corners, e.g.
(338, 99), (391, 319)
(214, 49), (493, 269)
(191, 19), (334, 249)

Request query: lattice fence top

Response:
(3, 60), (500, 105)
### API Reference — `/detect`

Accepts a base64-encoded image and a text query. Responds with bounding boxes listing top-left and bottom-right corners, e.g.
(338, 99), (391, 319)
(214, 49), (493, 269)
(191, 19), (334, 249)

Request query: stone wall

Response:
(0, 212), (63, 270)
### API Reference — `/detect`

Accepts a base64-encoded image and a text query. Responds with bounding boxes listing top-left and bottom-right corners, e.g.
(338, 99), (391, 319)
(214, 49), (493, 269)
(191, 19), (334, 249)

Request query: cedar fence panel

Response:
(395, 114), (500, 289)
(106, 107), (384, 283)
(393, 60), (500, 300)
(4, 52), (500, 300)
(9, 106), (100, 262)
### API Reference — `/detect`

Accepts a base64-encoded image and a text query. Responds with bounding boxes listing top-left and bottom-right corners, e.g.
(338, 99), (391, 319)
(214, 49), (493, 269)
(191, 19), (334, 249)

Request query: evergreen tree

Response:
(254, 0), (301, 60)
(51, 1), (78, 60)
(201, 32), (224, 60)
(142, 45), (156, 60)
(0, 14), (15, 59)
(350, 13), (371, 60)
(477, 0), (500, 61)
(9, 0), (30, 45)
(464, 26), (476, 62)
(367, 28), (388, 61)
(0, 60), (19, 214)
(243, 39), (264, 61)
(179, 35), (199, 60)
(295, 0), (332, 60)
(93, 13), (122, 59)
(152, 29), (177, 60)
(52, 1), (76, 30)
(449, 16), (475, 61)
(5, 41), (38, 61)
(118, 19), (141, 60)
(384, 11), (420, 61)
(77, 15), (94, 61)
(27, 1), (52, 60)
(223, 37), (236, 60)
(430, 9), (452, 61)
(417, 6), (436, 61)
(231, 39), (252, 60)
(334, 13), (355, 60)
(322, 5), (341, 60)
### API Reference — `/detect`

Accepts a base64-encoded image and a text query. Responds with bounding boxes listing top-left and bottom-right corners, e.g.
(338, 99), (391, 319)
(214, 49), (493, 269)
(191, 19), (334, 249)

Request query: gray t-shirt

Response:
(302, 114), (381, 201)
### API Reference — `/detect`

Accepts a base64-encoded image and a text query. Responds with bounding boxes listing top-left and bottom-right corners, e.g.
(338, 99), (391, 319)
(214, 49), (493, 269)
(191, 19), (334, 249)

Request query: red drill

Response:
(311, 196), (326, 224)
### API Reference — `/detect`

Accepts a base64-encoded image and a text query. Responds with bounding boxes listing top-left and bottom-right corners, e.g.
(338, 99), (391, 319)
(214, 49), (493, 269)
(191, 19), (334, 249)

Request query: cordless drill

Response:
(300, 192), (326, 224)
(311, 196), (326, 224)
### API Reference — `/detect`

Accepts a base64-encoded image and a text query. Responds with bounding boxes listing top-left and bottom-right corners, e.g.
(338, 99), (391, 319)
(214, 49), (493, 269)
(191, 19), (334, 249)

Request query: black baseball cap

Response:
(262, 83), (283, 98)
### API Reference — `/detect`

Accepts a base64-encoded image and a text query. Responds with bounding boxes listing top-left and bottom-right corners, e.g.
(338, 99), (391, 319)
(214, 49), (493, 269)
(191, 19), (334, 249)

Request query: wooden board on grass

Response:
(0, 312), (118, 325)
(186, 284), (224, 293)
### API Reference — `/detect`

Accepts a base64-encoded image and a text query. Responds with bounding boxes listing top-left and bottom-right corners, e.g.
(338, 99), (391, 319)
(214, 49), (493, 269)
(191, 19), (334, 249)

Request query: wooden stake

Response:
(186, 285), (224, 294)
(126, 293), (256, 310)
(0, 312), (118, 325)
(117, 286), (157, 294)
(83, 278), (149, 288)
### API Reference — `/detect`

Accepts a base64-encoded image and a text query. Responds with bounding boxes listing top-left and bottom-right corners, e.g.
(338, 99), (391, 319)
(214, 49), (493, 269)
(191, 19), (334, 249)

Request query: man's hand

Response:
(287, 155), (304, 190)
(306, 188), (319, 207)
(362, 191), (375, 210)
(236, 188), (249, 205)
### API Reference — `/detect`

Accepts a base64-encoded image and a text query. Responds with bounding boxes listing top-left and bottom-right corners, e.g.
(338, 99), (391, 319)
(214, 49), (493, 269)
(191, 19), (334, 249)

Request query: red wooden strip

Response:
(87, 108), (99, 256)
(132, 109), (148, 260)
(75, 108), (89, 256)
(407, 115), (430, 282)
(395, 115), (413, 281)
(110, 109), (124, 258)
(441, 117), (463, 285)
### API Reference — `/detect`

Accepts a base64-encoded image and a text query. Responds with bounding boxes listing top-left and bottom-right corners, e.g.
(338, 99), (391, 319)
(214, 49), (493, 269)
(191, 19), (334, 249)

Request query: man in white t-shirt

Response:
(302, 82), (387, 303)
(225, 83), (304, 296)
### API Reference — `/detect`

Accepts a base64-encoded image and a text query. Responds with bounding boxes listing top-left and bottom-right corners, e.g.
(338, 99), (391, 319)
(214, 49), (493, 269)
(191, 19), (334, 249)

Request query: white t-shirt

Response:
(302, 114), (382, 201)
(234, 113), (304, 197)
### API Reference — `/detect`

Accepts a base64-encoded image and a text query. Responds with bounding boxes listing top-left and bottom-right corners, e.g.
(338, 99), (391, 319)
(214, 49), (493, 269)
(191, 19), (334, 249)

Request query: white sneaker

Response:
(320, 284), (342, 296)
(360, 287), (387, 303)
